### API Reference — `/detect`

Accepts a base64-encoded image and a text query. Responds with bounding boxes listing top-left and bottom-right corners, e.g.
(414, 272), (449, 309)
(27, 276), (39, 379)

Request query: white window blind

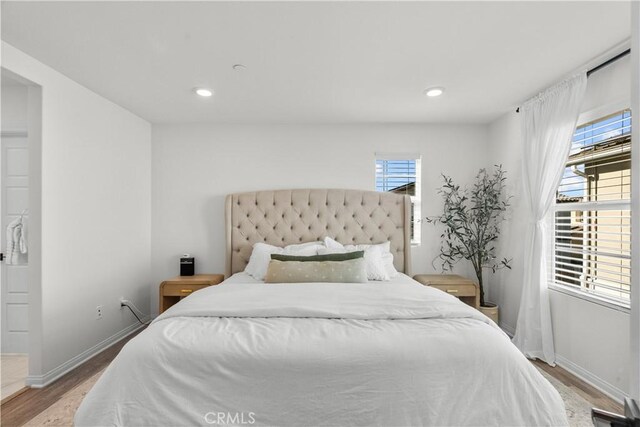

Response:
(552, 110), (631, 306)
(375, 154), (421, 244)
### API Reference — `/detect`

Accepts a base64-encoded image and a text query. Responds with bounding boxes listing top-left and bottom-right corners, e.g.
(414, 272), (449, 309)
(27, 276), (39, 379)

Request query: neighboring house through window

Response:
(552, 110), (631, 307)
(375, 153), (421, 245)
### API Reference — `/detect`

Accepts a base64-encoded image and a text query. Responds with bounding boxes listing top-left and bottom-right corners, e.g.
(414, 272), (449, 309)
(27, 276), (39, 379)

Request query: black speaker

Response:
(180, 255), (195, 276)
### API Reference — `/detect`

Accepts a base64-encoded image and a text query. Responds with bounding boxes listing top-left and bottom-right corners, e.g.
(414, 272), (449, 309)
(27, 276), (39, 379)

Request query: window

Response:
(375, 153), (421, 244)
(552, 110), (631, 306)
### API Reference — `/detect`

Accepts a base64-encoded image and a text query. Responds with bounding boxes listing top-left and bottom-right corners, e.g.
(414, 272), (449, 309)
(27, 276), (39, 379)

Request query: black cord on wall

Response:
(121, 300), (150, 326)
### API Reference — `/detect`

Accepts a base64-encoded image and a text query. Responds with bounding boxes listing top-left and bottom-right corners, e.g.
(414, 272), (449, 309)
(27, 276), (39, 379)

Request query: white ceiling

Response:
(1, 1), (631, 124)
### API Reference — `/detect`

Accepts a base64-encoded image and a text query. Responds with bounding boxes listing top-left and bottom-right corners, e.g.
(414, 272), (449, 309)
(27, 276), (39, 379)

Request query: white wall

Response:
(487, 55), (632, 400)
(485, 112), (527, 332)
(1, 84), (28, 130)
(1, 42), (152, 384)
(151, 123), (489, 314)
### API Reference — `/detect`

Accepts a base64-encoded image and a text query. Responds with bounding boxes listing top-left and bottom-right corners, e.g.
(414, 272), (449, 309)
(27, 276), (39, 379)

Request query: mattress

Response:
(75, 273), (567, 426)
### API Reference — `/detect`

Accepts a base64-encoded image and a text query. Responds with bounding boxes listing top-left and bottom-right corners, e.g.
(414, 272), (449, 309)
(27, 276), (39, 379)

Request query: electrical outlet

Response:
(96, 305), (103, 320)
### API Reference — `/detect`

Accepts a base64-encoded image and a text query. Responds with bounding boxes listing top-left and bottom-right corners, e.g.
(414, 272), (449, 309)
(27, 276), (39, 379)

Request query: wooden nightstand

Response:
(159, 274), (224, 313)
(413, 274), (480, 309)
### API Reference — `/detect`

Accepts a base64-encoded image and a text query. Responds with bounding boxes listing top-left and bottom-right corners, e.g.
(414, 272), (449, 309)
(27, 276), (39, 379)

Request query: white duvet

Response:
(75, 274), (567, 427)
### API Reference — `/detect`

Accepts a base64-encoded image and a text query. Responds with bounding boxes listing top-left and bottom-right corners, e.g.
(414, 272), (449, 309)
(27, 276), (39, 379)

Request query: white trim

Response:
(549, 284), (631, 313)
(578, 101), (631, 127)
(552, 200), (631, 213)
(550, 107), (633, 308)
(502, 319), (628, 403)
(411, 156), (422, 246)
(1, 130), (28, 138)
(374, 152), (421, 161)
(630, 1), (640, 400)
(374, 153), (422, 245)
(555, 354), (628, 404)
(25, 319), (148, 388)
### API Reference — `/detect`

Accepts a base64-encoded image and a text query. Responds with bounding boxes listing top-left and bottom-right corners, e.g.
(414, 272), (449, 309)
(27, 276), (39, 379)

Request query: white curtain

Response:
(512, 73), (587, 365)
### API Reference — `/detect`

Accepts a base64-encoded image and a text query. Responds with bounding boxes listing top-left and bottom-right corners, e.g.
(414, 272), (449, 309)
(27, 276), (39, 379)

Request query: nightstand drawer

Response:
(413, 274), (480, 309)
(430, 283), (476, 297)
(161, 283), (209, 297)
(159, 274), (225, 313)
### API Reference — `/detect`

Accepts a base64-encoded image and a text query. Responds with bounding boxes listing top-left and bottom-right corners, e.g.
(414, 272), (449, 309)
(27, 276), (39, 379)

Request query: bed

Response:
(75, 189), (567, 426)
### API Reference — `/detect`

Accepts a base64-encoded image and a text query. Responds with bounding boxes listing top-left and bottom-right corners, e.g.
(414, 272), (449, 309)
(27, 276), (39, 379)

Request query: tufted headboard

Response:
(225, 189), (412, 278)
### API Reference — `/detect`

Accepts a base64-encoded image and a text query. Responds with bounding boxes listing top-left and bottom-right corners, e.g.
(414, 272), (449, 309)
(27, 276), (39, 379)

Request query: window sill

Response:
(548, 283), (630, 314)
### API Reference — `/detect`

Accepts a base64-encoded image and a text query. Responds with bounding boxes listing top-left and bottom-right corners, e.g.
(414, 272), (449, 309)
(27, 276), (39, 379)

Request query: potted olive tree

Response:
(426, 165), (512, 323)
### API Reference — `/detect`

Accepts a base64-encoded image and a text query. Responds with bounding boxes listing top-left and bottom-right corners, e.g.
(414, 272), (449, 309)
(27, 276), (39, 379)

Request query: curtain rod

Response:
(515, 48), (631, 113)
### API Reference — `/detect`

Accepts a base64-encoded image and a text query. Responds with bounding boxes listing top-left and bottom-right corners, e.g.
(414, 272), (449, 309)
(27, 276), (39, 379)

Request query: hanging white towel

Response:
(5, 217), (22, 265)
(19, 218), (28, 254)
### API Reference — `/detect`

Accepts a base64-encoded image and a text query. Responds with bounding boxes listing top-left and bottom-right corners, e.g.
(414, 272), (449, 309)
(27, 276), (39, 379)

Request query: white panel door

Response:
(1, 136), (29, 354)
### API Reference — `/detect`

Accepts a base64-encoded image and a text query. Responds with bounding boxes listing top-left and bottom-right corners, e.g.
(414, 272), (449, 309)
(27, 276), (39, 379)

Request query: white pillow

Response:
(283, 241), (325, 256)
(379, 252), (399, 279)
(322, 236), (348, 252)
(245, 241), (323, 280)
(321, 237), (390, 281)
(322, 237), (399, 279)
(353, 241), (396, 279)
(244, 243), (282, 281)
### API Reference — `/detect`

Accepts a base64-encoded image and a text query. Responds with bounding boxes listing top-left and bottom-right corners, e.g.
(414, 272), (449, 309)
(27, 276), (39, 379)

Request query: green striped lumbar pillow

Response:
(264, 257), (368, 283)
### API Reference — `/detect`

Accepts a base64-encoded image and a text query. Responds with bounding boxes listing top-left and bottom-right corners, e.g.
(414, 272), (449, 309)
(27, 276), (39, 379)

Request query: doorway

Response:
(1, 72), (31, 401)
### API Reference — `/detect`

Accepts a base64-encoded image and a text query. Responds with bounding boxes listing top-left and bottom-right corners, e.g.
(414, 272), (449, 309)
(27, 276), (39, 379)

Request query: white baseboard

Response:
(554, 354), (627, 404)
(499, 323), (626, 404)
(26, 319), (148, 388)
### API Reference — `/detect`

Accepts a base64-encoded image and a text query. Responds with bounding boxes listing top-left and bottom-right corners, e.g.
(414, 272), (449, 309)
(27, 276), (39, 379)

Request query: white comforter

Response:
(75, 274), (567, 427)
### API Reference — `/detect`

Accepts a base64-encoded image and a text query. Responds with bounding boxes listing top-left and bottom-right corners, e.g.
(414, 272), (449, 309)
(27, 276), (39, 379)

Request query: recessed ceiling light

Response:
(194, 88), (213, 97)
(424, 87), (445, 97)
(233, 64), (246, 71)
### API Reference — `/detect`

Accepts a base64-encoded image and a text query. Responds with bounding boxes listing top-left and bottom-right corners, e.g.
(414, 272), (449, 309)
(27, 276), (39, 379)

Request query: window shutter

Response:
(375, 155), (421, 245)
(552, 110), (631, 305)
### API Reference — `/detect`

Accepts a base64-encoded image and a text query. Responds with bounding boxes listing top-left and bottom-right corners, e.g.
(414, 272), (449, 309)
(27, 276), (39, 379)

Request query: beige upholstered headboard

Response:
(225, 189), (412, 278)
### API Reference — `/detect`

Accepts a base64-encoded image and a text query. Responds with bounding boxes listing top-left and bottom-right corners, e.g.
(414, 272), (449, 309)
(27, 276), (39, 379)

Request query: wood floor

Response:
(1, 354), (28, 402)
(0, 331), (624, 426)
(533, 359), (623, 414)
(0, 329), (142, 427)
